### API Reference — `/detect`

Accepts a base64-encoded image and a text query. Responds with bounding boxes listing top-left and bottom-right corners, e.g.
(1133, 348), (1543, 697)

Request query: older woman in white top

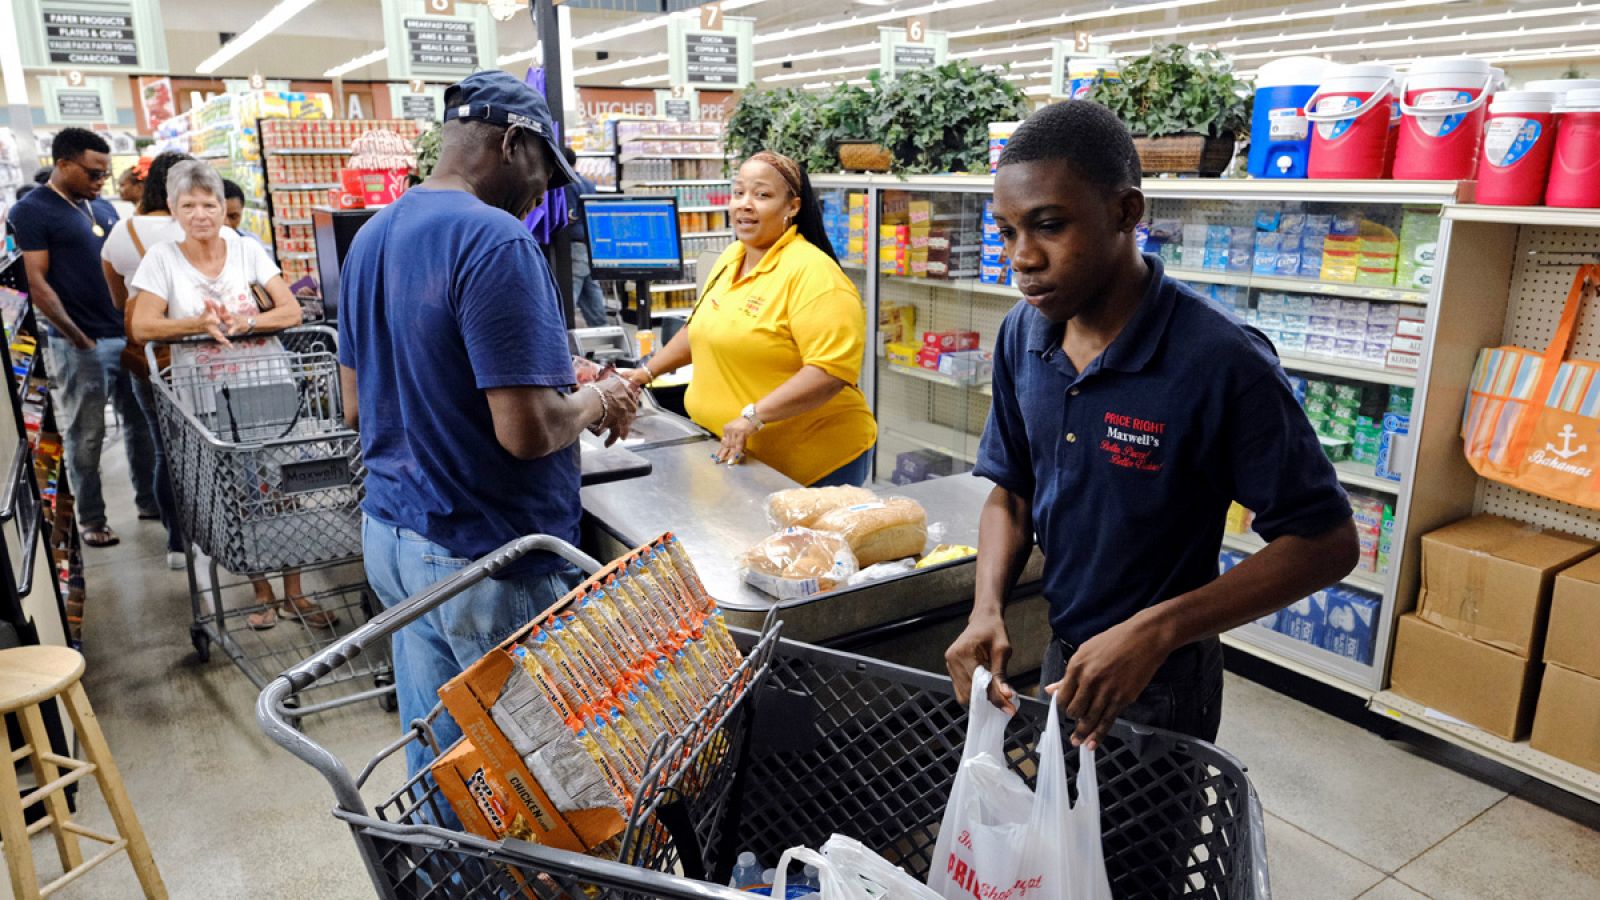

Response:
(128, 160), (333, 631)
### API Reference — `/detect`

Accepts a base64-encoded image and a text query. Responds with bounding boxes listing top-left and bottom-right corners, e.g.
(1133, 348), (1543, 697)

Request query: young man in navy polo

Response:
(946, 101), (1358, 747)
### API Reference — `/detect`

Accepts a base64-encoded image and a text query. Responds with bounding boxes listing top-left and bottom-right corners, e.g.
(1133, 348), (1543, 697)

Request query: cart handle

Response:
(256, 533), (603, 817)
(143, 322), (339, 375)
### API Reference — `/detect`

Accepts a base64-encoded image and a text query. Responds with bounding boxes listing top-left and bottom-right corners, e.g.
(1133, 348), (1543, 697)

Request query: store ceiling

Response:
(168, 0), (1600, 84)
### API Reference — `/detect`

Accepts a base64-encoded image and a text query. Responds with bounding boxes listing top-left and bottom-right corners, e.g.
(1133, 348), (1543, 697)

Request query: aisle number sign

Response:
(15, 0), (170, 72)
(1049, 36), (1113, 99)
(668, 14), (754, 89)
(655, 87), (698, 121)
(879, 26), (947, 79)
(381, 0), (498, 80)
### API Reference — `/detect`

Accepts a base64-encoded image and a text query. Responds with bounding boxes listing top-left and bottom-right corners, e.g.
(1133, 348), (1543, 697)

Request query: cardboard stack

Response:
(1391, 515), (1597, 740)
(1531, 555), (1600, 772)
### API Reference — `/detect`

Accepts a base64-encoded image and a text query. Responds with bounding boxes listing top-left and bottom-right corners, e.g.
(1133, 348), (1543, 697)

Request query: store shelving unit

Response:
(816, 173), (1462, 700)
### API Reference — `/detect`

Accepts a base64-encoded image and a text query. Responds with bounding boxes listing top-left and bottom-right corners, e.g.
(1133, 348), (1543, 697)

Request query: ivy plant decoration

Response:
(869, 62), (1029, 175)
(1088, 44), (1252, 139)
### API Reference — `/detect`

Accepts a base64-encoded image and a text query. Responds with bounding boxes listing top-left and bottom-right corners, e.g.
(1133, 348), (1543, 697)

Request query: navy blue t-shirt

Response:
(10, 188), (122, 339)
(337, 188), (579, 576)
(975, 254), (1351, 646)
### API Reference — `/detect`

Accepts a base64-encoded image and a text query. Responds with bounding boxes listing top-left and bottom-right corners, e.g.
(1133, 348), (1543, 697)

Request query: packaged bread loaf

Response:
(766, 485), (877, 529)
(740, 527), (858, 599)
(811, 497), (927, 567)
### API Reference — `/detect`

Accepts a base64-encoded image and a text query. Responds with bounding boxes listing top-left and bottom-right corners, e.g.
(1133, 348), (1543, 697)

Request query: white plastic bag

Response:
(770, 836), (944, 900)
(927, 668), (1112, 900)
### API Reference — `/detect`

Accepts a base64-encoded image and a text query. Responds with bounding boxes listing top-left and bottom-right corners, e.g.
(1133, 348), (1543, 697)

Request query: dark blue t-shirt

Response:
(975, 255), (1351, 646)
(10, 188), (122, 339)
(337, 188), (579, 576)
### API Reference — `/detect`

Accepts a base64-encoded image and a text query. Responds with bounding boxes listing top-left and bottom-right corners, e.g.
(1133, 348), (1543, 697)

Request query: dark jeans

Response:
(1040, 633), (1224, 741)
(131, 376), (184, 553)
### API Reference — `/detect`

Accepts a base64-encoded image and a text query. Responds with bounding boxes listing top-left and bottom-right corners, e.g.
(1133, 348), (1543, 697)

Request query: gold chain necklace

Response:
(48, 182), (104, 238)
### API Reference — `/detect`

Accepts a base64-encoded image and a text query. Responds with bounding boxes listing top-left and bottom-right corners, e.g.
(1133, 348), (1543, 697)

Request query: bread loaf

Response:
(740, 528), (858, 598)
(766, 485), (877, 529)
(811, 497), (927, 567)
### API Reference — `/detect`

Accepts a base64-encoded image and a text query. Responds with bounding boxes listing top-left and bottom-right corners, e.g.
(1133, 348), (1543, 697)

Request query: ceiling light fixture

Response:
(572, 52), (669, 77)
(323, 47), (387, 78)
(1215, 2), (1600, 52)
(950, 0), (1220, 41)
(754, 0), (994, 46)
(497, 42), (542, 66)
(1230, 21), (1600, 62)
(197, 0), (319, 74)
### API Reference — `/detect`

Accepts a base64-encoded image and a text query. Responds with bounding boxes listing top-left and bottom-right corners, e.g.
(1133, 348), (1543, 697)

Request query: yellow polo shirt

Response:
(684, 227), (877, 485)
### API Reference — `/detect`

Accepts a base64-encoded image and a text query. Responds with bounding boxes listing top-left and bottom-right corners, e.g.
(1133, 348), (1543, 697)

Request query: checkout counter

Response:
(579, 405), (1049, 677)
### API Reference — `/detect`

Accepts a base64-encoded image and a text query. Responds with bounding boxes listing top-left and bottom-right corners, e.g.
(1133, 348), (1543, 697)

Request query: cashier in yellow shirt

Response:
(625, 151), (877, 486)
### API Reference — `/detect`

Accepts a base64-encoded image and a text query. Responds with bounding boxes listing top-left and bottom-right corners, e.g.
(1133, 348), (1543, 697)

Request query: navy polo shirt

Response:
(10, 188), (123, 339)
(975, 254), (1351, 646)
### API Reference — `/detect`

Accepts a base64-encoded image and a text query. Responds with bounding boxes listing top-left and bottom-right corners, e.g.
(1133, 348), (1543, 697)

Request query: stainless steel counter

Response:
(581, 435), (1048, 673)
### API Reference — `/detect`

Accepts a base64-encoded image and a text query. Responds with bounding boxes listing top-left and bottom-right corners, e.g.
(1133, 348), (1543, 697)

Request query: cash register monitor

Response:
(580, 195), (685, 282)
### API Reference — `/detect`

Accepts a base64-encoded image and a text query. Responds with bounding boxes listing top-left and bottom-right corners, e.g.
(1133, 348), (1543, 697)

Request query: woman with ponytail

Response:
(624, 150), (876, 486)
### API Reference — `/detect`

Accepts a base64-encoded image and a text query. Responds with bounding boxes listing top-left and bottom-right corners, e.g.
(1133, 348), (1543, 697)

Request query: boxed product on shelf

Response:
(1224, 501), (1254, 534)
(1390, 613), (1540, 740)
(1529, 664), (1600, 772)
(1374, 413), (1409, 481)
(915, 347), (942, 371)
(878, 303), (917, 351)
(892, 448), (962, 485)
(1546, 555), (1600, 680)
(1417, 514), (1597, 658)
(1349, 492), (1391, 574)
(1273, 592), (1328, 645)
(1320, 586), (1381, 664)
(923, 330), (980, 352)
(938, 350), (993, 385)
(884, 341), (919, 367)
(436, 533), (741, 856)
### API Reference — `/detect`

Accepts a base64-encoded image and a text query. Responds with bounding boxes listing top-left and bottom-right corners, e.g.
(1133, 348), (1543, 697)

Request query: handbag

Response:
(1463, 265), (1600, 509)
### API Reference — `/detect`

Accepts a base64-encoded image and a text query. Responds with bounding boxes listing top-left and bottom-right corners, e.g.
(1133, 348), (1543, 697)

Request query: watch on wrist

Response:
(741, 403), (765, 430)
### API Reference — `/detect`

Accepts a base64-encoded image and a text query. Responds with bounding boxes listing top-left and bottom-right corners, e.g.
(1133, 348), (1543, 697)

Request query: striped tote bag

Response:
(1463, 266), (1600, 509)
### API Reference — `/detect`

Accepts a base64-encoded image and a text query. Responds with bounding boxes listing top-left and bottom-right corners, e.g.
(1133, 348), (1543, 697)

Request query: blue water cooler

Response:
(1248, 57), (1330, 178)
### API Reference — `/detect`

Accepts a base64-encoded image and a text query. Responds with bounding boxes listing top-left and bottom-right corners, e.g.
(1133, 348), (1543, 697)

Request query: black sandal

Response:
(81, 527), (120, 547)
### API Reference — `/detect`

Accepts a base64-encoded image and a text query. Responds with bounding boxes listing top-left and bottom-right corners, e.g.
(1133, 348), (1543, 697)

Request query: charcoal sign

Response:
(405, 17), (477, 70)
(685, 32), (739, 86)
(42, 5), (139, 66)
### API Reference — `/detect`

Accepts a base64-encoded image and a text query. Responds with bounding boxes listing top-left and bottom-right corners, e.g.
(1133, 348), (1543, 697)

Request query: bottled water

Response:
(729, 851), (762, 889)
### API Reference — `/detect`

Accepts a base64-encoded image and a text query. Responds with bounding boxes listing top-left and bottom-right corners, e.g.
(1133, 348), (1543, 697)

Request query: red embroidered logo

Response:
(1100, 411), (1165, 472)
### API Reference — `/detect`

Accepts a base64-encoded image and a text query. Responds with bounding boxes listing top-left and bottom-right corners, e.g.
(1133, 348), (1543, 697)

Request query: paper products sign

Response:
(15, 0), (169, 72)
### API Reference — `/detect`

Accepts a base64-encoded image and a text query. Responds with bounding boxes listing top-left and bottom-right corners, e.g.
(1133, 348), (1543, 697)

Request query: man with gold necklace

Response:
(13, 128), (159, 549)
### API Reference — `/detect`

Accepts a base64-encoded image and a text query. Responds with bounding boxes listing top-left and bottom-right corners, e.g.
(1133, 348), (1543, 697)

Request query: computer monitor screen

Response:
(581, 195), (685, 281)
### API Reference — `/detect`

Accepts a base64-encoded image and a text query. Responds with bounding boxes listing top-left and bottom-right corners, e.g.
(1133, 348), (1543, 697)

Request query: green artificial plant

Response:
(869, 62), (1030, 175)
(1089, 44), (1252, 139)
(411, 125), (443, 185)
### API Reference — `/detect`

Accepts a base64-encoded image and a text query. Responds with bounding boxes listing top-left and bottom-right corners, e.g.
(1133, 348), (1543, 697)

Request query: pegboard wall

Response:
(1477, 224), (1600, 540)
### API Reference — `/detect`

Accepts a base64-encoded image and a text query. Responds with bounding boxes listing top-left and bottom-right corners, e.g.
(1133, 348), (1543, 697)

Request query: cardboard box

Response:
(1529, 665), (1600, 773)
(1418, 515), (1597, 657)
(1390, 614), (1541, 740)
(923, 330), (980, 352)
(916, 347), (943, 371)
(1547, 554), (1600, 679)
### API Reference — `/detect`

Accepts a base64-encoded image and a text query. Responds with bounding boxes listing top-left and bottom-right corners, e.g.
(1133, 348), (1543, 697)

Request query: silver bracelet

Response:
(640, 359), (658, 381)
(585, 382), (610, 426)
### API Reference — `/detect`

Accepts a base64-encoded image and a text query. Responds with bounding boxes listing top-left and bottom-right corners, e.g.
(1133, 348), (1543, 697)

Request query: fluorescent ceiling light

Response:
(621, 74), (670, 86)
(1094, 0), (1443, 47)
(571, 0), (769, 49)
(951, 0), (1220, 41)
(323, 47), (387, 78)
(765, 61), (878, 83)
(498, 42), (542, 66)
(1231, 21), (1600, 62)
(755, 0), (994, 46)
(197, 0), (319, 74)
(1216, 2), (1600, 52)
(573, 52), (669, 78)
(756, 40), (881, 69)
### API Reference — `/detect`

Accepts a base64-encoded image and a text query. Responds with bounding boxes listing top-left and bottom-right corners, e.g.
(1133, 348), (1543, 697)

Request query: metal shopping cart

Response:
(149, 326), (392, 721)
(260, 534), (1271, 899)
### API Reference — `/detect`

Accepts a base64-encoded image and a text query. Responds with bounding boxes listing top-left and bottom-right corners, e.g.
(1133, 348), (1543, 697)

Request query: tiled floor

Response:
(7, 436), (1600, 898)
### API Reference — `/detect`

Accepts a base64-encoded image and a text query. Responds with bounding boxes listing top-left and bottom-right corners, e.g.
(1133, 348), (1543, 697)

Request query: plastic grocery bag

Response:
(770, 836), (944, 900)
(927, 668), (1113, 900)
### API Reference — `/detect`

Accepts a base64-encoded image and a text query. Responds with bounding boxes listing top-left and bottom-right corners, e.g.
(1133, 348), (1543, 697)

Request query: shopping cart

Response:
(261, 536), (1270, 900)
(148, 326), (391, 721)
(259, 534), (784, 897)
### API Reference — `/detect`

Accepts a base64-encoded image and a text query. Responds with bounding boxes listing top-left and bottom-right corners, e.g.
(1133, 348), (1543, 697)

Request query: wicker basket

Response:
(1133, 132), (1237, 177)
(837, 141), (893, 173)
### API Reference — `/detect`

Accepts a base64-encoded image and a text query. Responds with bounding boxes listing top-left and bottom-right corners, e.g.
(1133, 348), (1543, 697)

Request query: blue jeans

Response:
(131, 376), (183, 553)
(45, 333), (157, 530)
(571, 239), (607, 328)
(361, 516), (582, 778)
(811, 445), (875, 487)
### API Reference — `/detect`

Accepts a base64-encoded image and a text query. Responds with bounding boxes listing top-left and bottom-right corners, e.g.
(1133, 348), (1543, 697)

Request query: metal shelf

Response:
(649, 282), (697, 293)
(1279, 355), (1417, 388)
(1444, 204), (1600, 229)
(1168, 267), (1430, 305)
(809, 173), (1463, 206)
(684, 230), (732, 239)
(279, 252), (317, 260)
(651, 308), (692, 319)
(881, 359), (992, 396)
(1222, 532), (1389, 594)
(1370, 690), (1600, 806)
(575, 151), (614, 158)
(1221, 627), (1373, 698)
(197, 150), (229, 160)
(621, 153), (727, 163)
(678, 205), (728, 214)
(622, 133), (722, 142)
(882, 274), (1017, 300)
(1332, 460), (1401, 494)
(277, 218), (313, 227)
(266, 148), (351, 156)
(272, 183), (340, 191)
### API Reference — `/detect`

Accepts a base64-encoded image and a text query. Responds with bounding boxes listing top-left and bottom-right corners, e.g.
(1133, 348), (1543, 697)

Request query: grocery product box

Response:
(1375, 412), (1409, 481)
(938, 349), (993, 385)
(1321, 586), (1381, 664)
(1545, 554), (1600, 679)
(1418, 514), (1597, 658)
(431, 736), (608, 868)
(1390, 614), (1542, 740)
(895, 448), (960, 483)
(924, 330), (980, 352)
(884, 341), (920, 368)
(1274, 592), (1328, 646)
(1529, 665), (1600, 773)
(916, 347), (943, 371)
(878, 303), (917, 348)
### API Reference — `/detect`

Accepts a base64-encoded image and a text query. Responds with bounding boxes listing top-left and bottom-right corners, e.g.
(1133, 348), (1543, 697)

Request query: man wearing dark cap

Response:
(338, 71), (639, 775)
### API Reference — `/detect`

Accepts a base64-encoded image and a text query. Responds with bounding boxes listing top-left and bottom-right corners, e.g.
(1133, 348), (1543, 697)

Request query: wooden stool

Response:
(0, 646), (165, 898)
